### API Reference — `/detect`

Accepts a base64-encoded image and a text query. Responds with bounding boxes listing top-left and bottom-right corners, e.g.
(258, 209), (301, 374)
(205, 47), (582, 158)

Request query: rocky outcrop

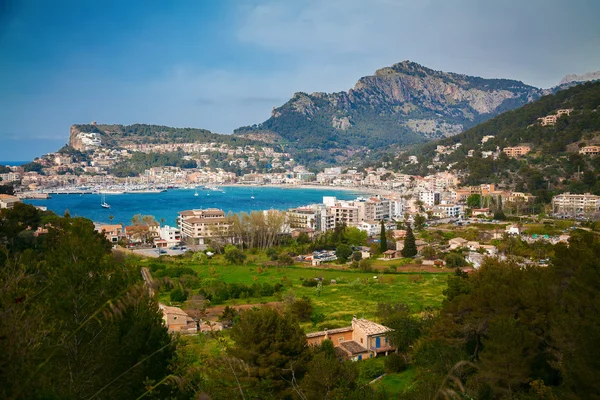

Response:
(235, 61), (543, 151)
(69, 125), (104, 151)
(559, 70), (600, 86)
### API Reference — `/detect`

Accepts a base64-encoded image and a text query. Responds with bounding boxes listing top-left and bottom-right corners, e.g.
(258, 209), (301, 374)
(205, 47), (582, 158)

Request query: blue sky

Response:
(1, 0), (599, 161)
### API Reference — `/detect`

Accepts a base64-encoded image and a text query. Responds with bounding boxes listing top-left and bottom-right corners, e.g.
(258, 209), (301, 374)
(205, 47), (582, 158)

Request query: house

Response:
(358, 220), (381, 237)
(159, 225), (182, 247)
(579, 145), (600, 156)
(383, 249), (399, 259)
(159, 303), (198, 334)
(0, 194), (21, 209)
(466, 252), (487, 269)
(97, 224), (124, 243)
(306, 317), (395, 361)
(505, 225), (520, 235)
(448, 237), (468, 250)
(472, 208), (491, 217)
(356, 246), (372, 259)
(415, 240), (428, 253)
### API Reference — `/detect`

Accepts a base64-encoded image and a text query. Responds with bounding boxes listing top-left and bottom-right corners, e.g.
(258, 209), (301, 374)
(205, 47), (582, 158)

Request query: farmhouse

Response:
(306, 317), (395, 361)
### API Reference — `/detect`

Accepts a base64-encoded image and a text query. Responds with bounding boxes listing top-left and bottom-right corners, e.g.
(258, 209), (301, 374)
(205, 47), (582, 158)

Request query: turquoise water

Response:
(24, 186), (364, 225)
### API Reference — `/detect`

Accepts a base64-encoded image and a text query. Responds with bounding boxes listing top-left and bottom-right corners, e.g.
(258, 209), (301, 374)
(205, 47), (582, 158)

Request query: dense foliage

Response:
(0, 204), (175, 400)
(405, 231), (600, 399)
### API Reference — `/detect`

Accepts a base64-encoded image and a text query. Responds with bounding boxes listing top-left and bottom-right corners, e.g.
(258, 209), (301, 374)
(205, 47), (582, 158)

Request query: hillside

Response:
(235, 61), (543, 164)
(69, 123), (259, 151)
(398, 81), (600, 201)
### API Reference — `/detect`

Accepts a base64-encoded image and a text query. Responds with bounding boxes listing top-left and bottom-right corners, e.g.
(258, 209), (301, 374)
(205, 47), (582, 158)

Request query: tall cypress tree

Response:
(402, 225), (417, 257)
(380, 220), (387, 253)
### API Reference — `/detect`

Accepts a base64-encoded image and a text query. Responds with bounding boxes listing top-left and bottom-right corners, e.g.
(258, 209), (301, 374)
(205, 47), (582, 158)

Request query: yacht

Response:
(194, 188), (199, 197)
(100, 193), (110, 209)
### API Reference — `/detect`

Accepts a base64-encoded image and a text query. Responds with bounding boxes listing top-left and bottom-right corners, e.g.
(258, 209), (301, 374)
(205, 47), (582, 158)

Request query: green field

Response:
(141, 254), (449, 332)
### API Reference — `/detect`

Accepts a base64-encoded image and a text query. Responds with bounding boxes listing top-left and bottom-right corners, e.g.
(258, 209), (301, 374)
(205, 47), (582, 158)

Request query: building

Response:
(177, 208), (230, 245)
(552, 192), (600, 216)
(579, 145), (600, 156)
(159, 225), (182, 247)
(306, 317), (395, 361)
(358, 220), (381, 237)
(431, 204), (462, 218)
(419, 191), (440, 207)
(287, 207), (319, 230)
(503, 146), (531, 157)
(0, 194), (21, 209)
(97, 224), (124, 243)
(159, 303), (198, 334)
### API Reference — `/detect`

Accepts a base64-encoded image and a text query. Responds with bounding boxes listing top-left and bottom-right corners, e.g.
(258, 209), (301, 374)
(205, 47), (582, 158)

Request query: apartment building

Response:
(579, 145), (600, 156)
(287, 207), (319, 230)
(419, 191), (440, 207)
(552, 192), (600, 216)
(0, 194), (21, 209)
(503, 146), (531, 157)
(177, 208), (230, 244)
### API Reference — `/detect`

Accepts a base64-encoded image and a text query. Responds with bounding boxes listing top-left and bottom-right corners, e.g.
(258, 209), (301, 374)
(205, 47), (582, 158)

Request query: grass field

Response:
(142, 254), (450, 332)
(373, 367), (417, 396)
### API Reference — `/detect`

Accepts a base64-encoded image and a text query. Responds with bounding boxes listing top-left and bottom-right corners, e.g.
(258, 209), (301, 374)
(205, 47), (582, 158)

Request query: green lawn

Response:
(373, 367), (417, 396)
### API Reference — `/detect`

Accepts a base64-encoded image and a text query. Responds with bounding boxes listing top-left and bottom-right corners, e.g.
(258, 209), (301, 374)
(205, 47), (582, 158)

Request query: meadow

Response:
(140, 253), (450, 332)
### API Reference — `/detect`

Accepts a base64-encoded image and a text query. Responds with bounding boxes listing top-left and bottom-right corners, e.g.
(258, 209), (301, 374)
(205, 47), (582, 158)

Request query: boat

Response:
(194, 188), (199, 197)
(100, 193), (110, 209)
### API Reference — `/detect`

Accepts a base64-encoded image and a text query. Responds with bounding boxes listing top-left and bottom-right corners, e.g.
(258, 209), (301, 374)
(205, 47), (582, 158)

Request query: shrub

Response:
(360, 361), (385, 381)
(277, 254), (294, 266)
(336, 244), (353, 263)
(266, 248), (279, 260)
(224, 245), (246, 265)
(288, 296), (314, 321)
(170, 286), (188, 302)
(384, 353), (407, 373)
(302, 279), (319, 287)
(359, 258), (373, 272)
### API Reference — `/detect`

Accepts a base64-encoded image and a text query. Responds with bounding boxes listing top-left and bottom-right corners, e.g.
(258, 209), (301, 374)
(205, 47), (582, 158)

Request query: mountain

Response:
(235, 61), (543, 163)
(69, 123), (258, 151)
(559, 70), (600, 86)
(395, 81), (600, 200)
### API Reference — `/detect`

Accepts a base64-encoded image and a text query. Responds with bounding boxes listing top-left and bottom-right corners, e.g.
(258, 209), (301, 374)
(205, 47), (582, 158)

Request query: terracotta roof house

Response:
(448, 237), (468, 250)
(159, 303), (198, 334)
(306, 317), (395, 361)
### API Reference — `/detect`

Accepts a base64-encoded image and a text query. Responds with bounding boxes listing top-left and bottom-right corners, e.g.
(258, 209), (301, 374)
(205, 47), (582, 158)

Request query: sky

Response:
(1, 0), (599, 161)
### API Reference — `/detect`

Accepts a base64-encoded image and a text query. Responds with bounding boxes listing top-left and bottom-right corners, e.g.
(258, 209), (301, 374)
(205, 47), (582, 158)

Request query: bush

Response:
(336, 244), (353, 263)
(224, 245), (246, 265)
(360, 360), (385, 381)
(288, 296), (314, 321)
(266, 248), (279, 261)
(384, 353), (407, 373)
(170, 286), (188, 302)
(277, 254), (294, 266)
(302, 279), (319, 287)
(359, 258), (373, 272)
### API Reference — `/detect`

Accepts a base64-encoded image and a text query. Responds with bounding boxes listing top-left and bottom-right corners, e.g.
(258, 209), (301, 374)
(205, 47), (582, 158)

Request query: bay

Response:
(24, 186), (365, 226)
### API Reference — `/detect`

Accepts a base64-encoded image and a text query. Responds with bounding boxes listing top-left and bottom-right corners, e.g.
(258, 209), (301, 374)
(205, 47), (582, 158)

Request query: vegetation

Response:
(0, 204), (174, 399)
(402, 225), (417, 257)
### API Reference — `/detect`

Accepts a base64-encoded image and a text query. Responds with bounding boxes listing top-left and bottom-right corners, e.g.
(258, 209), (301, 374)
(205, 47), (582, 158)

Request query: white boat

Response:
(194, 188), (199, 197)
(100, 193), (110, 209)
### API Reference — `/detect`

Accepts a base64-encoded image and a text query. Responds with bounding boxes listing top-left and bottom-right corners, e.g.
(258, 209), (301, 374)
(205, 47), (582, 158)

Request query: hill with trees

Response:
(385, 81), (600, 201)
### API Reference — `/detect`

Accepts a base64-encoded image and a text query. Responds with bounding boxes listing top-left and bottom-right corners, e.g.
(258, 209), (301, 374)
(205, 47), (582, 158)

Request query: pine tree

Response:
(380, 220), (387, 253)
(402, 225), (417, 257)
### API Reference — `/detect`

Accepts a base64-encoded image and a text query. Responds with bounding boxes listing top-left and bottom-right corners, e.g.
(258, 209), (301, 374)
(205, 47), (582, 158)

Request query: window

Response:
(338, 337), (344, 343)
(360, 338), (363, 344)
(173, 316), (177, 320)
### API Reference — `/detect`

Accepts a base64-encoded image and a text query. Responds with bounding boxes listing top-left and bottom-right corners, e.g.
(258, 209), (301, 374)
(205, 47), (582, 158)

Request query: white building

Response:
(419, 191), (440, 207)
(552, 192), (600, 216)
(159, 225), (182, 247)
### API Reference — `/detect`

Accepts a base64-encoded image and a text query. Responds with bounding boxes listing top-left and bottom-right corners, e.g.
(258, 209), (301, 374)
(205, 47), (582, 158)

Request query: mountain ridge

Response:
(233, 61), (545, 164)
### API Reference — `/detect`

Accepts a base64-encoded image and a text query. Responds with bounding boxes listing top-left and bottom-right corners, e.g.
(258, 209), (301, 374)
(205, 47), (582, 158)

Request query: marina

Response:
(23, 186), (364, 226)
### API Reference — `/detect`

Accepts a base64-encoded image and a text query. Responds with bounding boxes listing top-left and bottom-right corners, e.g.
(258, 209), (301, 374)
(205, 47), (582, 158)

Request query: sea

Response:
(0, 160), (31, 166)
(23, 186), (366, 226)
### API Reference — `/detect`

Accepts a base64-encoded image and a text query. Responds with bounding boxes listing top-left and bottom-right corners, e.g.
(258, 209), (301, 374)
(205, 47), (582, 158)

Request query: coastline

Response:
(222, 183), (389, 195)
